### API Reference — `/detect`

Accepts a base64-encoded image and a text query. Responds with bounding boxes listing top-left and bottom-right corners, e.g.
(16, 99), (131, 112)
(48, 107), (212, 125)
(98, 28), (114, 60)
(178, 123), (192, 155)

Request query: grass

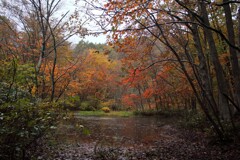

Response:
(77, 110), (134, 117)
(133, 109), (186, 117)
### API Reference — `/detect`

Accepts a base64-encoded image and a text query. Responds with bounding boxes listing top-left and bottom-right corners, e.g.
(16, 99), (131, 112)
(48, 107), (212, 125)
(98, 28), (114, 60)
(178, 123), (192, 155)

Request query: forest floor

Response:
(31, 113), (240, 160)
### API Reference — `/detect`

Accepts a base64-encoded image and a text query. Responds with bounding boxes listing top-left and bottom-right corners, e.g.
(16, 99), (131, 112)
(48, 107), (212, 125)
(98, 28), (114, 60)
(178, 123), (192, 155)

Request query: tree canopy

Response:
(1, 0), (240, 158)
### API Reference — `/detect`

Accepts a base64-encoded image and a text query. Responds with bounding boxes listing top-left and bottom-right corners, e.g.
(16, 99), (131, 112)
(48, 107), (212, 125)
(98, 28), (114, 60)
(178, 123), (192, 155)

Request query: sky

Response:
(69, 33), (107, 44)
(61, 0), (107, 44)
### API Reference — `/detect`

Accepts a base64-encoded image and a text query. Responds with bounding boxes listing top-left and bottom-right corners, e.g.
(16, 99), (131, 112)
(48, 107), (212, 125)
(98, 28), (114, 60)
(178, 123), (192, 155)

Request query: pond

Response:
(41, 115), (178, 159)
(40, 114), (234, 160)
(54, 115), (178, 148)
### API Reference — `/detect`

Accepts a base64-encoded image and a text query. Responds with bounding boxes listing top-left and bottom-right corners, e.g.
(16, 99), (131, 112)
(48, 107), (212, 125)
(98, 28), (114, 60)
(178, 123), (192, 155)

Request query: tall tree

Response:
(1, 0), (84, 101)
(222, 0), (240, 108)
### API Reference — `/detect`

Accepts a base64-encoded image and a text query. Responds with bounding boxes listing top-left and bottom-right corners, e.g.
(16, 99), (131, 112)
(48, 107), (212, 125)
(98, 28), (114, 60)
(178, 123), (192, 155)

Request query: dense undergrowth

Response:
(0, 83), (66, 160)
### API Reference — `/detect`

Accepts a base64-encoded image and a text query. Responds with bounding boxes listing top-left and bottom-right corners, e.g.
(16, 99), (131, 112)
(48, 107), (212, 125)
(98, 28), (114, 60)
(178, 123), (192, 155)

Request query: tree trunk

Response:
(154, 95), (160, 111)
(222, 0), (240, 110)
(50, 28), (57, 102)
(191, 96), (197, 111)
(200, 1), (230, 120)
(137, 85), (144, 111)
(191, 21), (219, 116)
(238, 7), (240, 59)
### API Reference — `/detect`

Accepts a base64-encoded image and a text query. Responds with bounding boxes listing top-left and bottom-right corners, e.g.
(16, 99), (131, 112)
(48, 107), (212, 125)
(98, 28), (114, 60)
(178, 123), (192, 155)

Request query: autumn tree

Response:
(82, 0), (240, 139)
(66, 46), (121, 110)
(118, 36), (195, 111)
(0, 0), (85, 101)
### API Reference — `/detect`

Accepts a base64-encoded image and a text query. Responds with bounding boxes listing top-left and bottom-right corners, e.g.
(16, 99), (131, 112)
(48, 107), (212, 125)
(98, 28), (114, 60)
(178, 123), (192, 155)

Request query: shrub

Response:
(80, 101), (96, 111)
(0, 61), (64, 159)
(80, 96), (103, 111)
(87, 96), (101, 110)
(101, 107), (110, 113)
(63, 96), (81, 110)
(0, 99), (62, 159)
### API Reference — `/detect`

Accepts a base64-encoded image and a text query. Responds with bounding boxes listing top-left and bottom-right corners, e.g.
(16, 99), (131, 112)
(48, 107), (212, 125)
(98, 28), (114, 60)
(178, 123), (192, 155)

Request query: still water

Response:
(55, 115), (176, 147)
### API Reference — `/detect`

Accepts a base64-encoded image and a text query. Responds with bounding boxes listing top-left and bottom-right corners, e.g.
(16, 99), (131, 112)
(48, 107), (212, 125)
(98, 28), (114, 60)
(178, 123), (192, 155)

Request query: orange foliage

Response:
(65, 49), (120, 101)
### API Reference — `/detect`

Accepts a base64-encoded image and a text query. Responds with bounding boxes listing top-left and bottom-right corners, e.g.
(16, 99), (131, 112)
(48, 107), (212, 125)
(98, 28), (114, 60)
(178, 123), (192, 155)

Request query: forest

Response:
(0, 0), (240, 159)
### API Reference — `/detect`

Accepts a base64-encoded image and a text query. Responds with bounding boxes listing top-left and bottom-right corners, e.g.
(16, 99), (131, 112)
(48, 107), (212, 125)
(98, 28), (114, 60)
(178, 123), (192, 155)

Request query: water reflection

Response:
(56, 116), (171, 146)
